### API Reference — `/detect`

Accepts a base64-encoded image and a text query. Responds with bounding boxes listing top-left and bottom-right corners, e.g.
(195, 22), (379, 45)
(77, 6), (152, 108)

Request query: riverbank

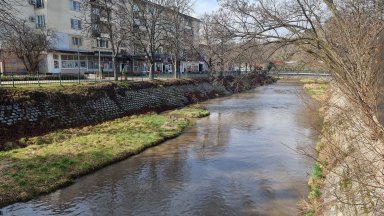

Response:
(0, 74), (276, 207)
(0, 74), (275, 150)
(0, 106), (209, 207)
(301, 80), (384, 215)
(299, 78), (329, 216)
(320, 87), (384, 215)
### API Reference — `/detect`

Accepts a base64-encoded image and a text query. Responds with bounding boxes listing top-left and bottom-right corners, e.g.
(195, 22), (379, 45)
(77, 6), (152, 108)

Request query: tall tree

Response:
(215, 0), (384, 213)
(0, 0), (16, 26)
(120, 0), (171, 80)
(162, 0), (194, 79)
(82, 0), (131, 81)
(217, 0), (384, 131)
(196, 14), (236, 73)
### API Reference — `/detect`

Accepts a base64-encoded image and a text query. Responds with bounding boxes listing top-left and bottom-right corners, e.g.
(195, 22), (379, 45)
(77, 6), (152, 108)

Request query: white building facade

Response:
(0, 0), (204, 75)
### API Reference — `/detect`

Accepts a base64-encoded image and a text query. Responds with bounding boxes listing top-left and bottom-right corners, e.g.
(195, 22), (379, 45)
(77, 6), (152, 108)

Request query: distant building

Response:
(0, 0), (203, 75)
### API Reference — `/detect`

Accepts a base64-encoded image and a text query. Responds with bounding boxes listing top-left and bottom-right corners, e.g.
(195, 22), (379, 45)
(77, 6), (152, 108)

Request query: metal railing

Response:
(0, 69), (280, 87)
(0, 71), (212, 87)
(267, 69), (331, 76)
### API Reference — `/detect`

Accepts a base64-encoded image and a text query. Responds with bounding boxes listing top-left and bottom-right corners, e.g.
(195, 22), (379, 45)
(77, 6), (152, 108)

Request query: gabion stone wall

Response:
(0, 81), (230, 148)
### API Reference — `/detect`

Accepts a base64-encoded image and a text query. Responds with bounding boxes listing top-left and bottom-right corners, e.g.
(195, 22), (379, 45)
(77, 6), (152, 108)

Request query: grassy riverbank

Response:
(302, 78), (329, 101)
(0, 106), (209, 207)
(300, 78), (330, 216)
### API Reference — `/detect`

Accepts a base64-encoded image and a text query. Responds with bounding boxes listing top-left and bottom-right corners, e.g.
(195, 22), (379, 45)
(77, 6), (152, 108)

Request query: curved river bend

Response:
(2, 82), (317, 216)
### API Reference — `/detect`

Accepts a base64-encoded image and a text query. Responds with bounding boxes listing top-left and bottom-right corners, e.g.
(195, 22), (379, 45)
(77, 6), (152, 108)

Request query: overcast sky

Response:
(193, 0), (219, 18)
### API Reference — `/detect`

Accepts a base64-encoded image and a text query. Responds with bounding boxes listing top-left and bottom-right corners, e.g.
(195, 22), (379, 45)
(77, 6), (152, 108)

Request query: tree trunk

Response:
(176, 60), (181, 79)
(173, 60), (177, 79)
(149, 61), (155, 80)
(112, 56), (118, 81)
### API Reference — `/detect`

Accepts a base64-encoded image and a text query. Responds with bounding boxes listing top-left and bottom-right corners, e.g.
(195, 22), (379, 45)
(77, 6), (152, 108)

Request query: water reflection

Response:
(2, 82), (316, 216)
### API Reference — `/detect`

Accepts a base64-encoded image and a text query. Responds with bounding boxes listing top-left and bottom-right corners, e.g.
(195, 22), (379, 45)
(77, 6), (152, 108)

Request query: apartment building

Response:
(0, 0), (203, 75)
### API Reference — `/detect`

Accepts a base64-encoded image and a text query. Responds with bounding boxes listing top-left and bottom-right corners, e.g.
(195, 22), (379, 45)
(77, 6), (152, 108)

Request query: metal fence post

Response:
(12, 71), (14, 87)
(37, 71), (40, 87)
(59, 72), (62, 86)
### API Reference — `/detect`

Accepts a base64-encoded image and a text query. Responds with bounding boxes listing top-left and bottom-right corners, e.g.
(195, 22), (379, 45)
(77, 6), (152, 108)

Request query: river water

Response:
(1, 82), (317, 216)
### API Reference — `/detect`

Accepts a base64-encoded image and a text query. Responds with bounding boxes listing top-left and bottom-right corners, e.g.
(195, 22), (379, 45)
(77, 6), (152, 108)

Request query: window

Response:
(70, 0), (81, 11)
(36, 15), (45, 28)
(71, 19), (82, 30)
(92, 7), (100, 15)
(61, 55), (88, 69)
(35, 0), (44, 8)
(72, 36), (82, 46)
(133, 4), (139, 12)
(54, 61), (59, 69)
(97, 39), (108, 48)
(53, 54), (59, 69)
(133, 4), (140, 18)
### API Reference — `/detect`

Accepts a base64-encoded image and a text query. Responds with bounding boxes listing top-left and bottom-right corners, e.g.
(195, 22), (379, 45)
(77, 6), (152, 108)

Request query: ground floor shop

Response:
(0, 50), (207, 75)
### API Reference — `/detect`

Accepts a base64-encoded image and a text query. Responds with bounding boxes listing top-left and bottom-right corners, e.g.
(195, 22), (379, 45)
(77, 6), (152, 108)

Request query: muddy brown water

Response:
(1, 82), (317, 216)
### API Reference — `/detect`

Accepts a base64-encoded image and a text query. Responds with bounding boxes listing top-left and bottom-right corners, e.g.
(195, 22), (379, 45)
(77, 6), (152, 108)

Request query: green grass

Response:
(301, 78), (329, 100)
(0, 106), (208, 207)
(304, 210), (315, 216)
(169, 105), (210, 118)
(304, 83), (329, 96)
(308, 184), (322, 200)
(311, 163), (324, 180)
(315, 141), (324, 152)
(304, 162), (325, 214)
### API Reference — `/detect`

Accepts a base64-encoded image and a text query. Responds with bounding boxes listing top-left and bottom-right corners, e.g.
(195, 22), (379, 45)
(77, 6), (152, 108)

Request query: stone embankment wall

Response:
(0, 75), (274, 149)
(319, 86), (384, 215)
(0, 80), (227, 149)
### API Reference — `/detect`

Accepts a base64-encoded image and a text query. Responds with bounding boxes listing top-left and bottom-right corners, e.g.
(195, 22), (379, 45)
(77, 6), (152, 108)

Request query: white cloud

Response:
(193, 0), (219, 18)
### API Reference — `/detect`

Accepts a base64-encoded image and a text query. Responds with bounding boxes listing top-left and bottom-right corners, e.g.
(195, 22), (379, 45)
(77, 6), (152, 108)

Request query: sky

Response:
(193, 0), (219, 18)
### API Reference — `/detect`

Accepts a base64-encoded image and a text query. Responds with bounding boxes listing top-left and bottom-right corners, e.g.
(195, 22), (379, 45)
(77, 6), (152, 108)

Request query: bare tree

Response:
(0, 0), (17, 26)
(0, 22), (56, 74)
(162, 0), (194, 78)
(216, 0), (384, 130)
(81, 0), (131, 81)
(196, 14), (236, 74)
(119, 0), (172, 80)
(214, 0), (384, 214)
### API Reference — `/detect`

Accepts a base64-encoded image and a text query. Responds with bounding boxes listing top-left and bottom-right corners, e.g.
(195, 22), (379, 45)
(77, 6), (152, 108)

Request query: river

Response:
(1, 81), (317, 216)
